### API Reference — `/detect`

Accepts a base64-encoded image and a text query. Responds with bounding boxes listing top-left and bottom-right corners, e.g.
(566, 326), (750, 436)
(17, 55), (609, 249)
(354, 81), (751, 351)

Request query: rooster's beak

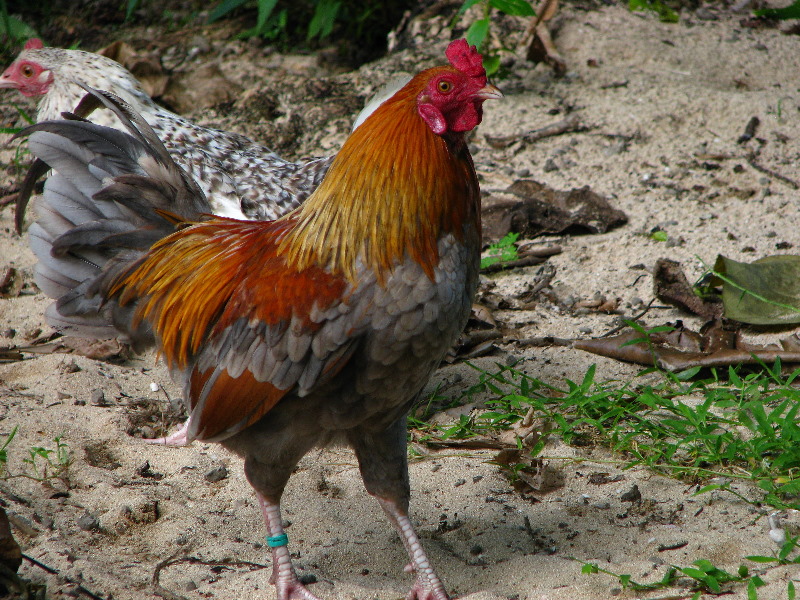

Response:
(475, 84), (503, 100)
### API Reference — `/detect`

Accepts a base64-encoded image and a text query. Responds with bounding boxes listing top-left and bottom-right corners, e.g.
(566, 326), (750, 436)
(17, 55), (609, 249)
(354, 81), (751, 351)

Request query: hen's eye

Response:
(20, 65), (34, 78)
(437, 80), (452, 94)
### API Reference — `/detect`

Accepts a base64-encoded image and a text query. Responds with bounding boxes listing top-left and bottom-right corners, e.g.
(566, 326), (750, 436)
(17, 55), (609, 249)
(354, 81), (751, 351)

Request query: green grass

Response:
(480, 232), (520, 269)
(413, 360), (800, 509)
(0, 426), (73, 485)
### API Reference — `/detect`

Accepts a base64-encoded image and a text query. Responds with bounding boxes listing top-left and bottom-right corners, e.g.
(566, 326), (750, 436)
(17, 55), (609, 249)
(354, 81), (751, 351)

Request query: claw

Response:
(143, 420), (191, 446)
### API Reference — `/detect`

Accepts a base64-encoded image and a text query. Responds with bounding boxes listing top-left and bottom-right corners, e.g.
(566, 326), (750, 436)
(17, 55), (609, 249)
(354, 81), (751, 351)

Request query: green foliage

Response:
(480, 232), (520, 269)
(755, 0), (800, 20)
(0, 0), (38, 46)
(0, 427), (73, 484)
(457, 0), (535, 76)
(307, 0), (339, 40)
(577, 556), (764, 595)
(628, 0), (679, 22)
(747, 535), (800, 566)
(579, 536), (799, 598)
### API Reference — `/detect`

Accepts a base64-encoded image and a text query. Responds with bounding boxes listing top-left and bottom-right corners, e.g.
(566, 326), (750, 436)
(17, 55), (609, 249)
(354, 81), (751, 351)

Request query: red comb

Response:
(445, 39), (485, 78)
(24, 38), (44, 50)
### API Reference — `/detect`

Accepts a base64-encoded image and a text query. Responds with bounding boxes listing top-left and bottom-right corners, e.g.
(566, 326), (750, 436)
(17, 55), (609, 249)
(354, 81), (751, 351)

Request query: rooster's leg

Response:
(378, 498), (450, 600)
(257, 493), (322, 600)
(348, 418), (450, 600)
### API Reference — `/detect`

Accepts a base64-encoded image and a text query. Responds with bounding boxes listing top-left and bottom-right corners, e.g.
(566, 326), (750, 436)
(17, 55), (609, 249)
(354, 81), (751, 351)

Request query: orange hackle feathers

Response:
(278, 65), (481, 283)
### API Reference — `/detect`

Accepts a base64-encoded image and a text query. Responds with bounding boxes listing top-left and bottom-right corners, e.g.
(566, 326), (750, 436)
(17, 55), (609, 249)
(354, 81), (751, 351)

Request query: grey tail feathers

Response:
(19, 85), (212, 350)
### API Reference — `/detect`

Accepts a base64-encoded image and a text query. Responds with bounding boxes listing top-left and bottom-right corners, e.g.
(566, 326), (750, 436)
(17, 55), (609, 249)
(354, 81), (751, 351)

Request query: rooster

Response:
(1, 38), (402, 226)
(22, 39), (500, 600)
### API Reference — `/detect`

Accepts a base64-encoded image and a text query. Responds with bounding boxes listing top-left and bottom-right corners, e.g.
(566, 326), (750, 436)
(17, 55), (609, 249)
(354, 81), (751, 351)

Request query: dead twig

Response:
(485, 114), (583, 149)
(746, 152), (799, 189)
(516, 336), (573, 347)
(152, 552), (267, 600)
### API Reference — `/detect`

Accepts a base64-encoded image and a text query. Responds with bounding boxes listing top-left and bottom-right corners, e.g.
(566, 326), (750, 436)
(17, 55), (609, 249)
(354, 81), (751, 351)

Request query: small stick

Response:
(746, 152), (799, 189)
(485, 114), (583, 149)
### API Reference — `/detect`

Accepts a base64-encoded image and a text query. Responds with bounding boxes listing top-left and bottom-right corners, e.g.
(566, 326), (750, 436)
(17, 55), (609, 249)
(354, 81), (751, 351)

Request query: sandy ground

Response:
(1, 4), (800, 599)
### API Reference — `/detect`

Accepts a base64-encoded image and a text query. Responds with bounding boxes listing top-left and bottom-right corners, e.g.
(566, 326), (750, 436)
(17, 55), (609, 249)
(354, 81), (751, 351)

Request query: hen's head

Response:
(0, 39), (54, 97)
(416, 39), (502, 136)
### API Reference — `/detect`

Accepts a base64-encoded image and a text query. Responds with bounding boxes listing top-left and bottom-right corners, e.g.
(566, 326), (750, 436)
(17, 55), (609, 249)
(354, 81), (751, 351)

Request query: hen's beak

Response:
(0, 73), (17, 89)
(475, 84), (503, 100)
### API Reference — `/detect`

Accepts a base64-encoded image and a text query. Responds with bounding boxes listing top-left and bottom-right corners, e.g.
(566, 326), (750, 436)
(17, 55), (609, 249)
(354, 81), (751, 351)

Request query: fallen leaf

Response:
(493, 448), (564, 500)
(0, 268), (22, 298)
(654, 258), (723, 320)
(482, 180), (627, 244)
(714, 254), (800, 324)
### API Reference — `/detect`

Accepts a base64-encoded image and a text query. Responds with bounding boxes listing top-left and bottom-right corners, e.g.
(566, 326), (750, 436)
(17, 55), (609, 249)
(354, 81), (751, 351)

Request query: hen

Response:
(21, 39), (500, 599)
(1, 38), (397, 224)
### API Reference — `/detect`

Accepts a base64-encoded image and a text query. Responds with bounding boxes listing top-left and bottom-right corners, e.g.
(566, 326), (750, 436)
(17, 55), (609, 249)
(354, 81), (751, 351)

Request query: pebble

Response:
(591, 502), (611, 510)
(205, 465), (229, 483)
(77, 511), (100, 532)
(90, 389), (107, 406)
(60, 359), (81, 374)
(454, 478), (466, 487)
(620, 484), (641, 503)
(543, 158), (559, 172)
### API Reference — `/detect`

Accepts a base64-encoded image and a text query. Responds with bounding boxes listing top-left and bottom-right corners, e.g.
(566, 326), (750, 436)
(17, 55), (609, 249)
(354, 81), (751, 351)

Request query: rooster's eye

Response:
(20, 65), (34, 78)
(437, 80), (452, 94)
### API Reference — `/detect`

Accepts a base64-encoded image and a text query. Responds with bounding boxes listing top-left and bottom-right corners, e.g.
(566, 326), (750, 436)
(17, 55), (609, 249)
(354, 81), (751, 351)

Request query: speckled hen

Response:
(1, 38), (361, 221)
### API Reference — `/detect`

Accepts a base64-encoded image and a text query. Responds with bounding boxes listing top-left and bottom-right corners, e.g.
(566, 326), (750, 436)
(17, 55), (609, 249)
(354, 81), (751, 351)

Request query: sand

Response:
(1, 4), (799, 599)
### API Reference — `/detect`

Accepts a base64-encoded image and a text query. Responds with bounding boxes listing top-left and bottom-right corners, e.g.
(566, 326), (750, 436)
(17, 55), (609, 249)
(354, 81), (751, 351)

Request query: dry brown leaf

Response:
(483, 180), (627, 244)
(654, 258), (723, 320)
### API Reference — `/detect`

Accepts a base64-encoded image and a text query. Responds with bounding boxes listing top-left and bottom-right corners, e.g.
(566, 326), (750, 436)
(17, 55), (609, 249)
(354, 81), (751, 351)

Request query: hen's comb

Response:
(445, 39), (485, 78)
(25, 38), (44, 50)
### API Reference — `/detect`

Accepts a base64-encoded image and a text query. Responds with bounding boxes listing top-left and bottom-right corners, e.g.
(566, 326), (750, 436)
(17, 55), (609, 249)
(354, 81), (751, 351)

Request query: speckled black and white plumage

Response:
(3, 45), (335, 220)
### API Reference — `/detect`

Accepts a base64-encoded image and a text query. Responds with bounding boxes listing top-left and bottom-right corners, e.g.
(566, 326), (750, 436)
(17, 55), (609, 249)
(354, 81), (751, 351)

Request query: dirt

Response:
(1, 3), (800, 599)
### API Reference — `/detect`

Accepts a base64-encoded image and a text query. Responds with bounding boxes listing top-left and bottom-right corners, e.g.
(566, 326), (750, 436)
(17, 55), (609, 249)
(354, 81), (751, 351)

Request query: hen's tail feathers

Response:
(14, 84), (208, 233)
(19, 86), (210, 349)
